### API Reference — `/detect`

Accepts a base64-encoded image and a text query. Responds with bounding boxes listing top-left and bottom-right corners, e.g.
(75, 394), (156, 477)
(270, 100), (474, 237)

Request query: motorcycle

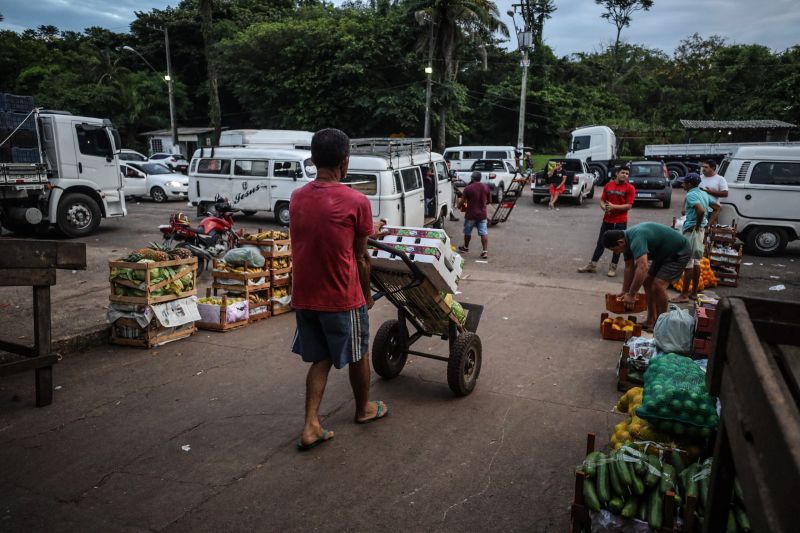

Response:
(159, 198), (240, 274)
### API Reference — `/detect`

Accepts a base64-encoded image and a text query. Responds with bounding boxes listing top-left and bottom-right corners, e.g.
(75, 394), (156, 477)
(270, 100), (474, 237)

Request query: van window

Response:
(400, 167), (422, 191)
(750, 162), (800, 186)
(343, 173), (378, 195)
(435, 161), (449, 182)
(75, 125), (112, 157)
(485, 151), (507, 159)
(234, 160), (269, 177)
(190, 159), (198, 173)
(572, 135), (591, 151)
(198, 159), (231, 174)
(718, 160), (729, 177)
(473, 160), (505, 171)
(463, 150), (483, 160)
(393, 171), (403, 194)
(444, 151), (459, 161)
(274, 160), (301, 178)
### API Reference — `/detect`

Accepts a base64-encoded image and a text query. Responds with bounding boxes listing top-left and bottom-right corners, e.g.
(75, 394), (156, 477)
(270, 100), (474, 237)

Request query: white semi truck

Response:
(567, 125), (800, 184)
(0, 109), (126, 237)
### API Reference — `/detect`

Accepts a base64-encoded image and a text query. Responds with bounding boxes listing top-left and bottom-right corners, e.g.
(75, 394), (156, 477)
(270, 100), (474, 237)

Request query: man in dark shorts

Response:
(602, 222), (690, 330)
(457, 170), (491, 259)
(289, 128), (388, 451)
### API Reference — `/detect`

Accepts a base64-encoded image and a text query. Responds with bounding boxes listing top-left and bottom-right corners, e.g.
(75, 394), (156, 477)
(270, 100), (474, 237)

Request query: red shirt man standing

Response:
(290, 128), (388, 451)
(577, 166), (636, 277)
(457, 171), (492, 259)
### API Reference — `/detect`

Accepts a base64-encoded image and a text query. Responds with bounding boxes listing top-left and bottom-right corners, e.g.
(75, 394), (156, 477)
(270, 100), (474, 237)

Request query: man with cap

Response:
(457, 170), (491, 259)
(671, 173), (720, 302)
(601, 223), (691, 331)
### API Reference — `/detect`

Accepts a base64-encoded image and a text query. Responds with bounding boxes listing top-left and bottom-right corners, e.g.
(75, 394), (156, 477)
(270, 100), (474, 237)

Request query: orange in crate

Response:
(600, 313), (642, 341)
(605, 293), (647, 314)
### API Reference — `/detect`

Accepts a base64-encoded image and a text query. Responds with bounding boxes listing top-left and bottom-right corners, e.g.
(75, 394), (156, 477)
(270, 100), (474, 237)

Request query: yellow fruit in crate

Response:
(611, 324), (621, 331)
(603, 318), (613, 325)
(623, 325), (634, 332)
(619, 430), (632, 442)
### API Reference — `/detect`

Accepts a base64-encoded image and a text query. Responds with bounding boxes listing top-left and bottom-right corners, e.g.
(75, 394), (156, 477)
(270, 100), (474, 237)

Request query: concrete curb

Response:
(53, 324), (110, 357)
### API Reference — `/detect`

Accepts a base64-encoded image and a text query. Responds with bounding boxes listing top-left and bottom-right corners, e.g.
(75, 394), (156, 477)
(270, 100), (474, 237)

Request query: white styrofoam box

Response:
(369, 243), (463, 293)
(381, 226), (451, 247)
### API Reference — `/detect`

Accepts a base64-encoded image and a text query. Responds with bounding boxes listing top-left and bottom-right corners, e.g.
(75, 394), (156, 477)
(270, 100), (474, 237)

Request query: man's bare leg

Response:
(301, 359), (334, 445)
(670, 269), (692, 303)
(480, 235), (488, 252)
(643, 276), (656, 328)
(690, 265), (701, 299)
(652, 278), (670, 324)
(349, 354), (386, 422)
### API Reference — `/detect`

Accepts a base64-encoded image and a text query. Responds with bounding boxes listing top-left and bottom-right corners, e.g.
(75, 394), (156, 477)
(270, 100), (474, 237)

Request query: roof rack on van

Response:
(350, 138), (431, 166)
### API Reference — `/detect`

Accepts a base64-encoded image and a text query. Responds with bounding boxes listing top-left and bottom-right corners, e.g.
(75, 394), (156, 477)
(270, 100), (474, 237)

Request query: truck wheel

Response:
(372, 319), (407, 379)
(275, 203), (290, 226)
(447, 332), (482, 396)
(745, 227), (788, 256)
(56, 193), (101, 238)
(493, 184), (504, 203)
(588, 163), (608, 186)
(662, 194), (672, 209)
(575, 190), (584, 206)
(586, 183), (595, 199)
(666, 163), (687, 181)
(150, 187), (168, 203)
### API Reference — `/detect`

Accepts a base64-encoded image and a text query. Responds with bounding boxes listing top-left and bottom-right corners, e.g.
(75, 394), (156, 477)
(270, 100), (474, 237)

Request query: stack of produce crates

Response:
(705, 223), (742, 287)
(691, 295), (718, 357)
(108, 246), (199, 347)
(238, 229), (293, 317)
(600, 293), (645, 341)
(210, 258), (271, 323)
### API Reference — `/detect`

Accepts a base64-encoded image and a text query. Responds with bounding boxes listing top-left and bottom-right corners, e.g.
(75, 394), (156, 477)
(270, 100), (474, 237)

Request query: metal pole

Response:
(517, 49), (529, 152)
(164, 27), (179, 152)
(423, 19), (434, 139)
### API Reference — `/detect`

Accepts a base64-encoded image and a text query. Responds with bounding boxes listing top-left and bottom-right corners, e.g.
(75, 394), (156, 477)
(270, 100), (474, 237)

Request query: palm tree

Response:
(408, 0), (508, 150)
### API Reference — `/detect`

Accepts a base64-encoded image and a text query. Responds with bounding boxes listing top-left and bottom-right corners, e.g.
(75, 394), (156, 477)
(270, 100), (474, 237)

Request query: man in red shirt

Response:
(578, 166), (635, 277)
(457, 171), (492, 259)
(289, 128), (388, 451)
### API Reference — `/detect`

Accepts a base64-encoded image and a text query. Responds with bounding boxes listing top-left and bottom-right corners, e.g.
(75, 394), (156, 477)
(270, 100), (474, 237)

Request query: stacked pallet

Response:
(108, 255), (199, 347)
(706, 224), (742, 287)
(238, 230), (293, 318)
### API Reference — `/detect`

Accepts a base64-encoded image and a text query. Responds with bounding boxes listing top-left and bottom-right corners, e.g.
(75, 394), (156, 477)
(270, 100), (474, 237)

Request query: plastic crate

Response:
(5, 111), (35, 131)
(11, 147), (40, 163)
(2, 93), (35, 113)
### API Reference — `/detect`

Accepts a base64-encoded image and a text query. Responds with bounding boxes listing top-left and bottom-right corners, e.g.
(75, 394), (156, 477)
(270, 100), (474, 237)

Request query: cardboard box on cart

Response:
(368, 238), (463, 294)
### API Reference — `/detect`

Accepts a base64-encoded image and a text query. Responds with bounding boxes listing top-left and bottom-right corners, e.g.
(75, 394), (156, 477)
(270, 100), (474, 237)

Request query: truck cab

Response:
(566, 126), (617, 185)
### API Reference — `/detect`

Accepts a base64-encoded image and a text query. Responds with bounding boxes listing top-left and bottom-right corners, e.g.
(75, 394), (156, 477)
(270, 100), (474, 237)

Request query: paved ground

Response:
(1, 187), (798, 531)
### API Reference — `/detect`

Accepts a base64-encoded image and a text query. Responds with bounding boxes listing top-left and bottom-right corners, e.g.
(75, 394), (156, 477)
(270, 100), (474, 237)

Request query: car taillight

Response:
(488, 173), (496, 179)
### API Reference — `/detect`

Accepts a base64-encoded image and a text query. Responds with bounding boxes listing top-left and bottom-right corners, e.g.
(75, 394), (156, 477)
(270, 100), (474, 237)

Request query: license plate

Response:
(638, 193), (654, 198)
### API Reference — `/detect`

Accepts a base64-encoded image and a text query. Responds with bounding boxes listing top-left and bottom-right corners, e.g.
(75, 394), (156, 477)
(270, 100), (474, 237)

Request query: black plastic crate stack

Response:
(1, 93), (38, 163)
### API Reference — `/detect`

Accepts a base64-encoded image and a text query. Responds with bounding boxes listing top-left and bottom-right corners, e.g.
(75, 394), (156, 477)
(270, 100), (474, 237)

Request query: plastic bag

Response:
(653, 304), (694, 355)
(222, 246), (265, 268)
(635, 353), (718, 435)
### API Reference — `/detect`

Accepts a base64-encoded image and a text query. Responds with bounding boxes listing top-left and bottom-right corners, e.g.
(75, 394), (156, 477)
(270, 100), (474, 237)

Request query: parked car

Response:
(717, 145), (800, 255)
(532, 158), (595, 205)
(455, 159), (517, 202)
(118, 149), (148, 162)
(626, 161), (672, 208)
(149, 152), (189, 173)
(444, 145), (517, 172)
(121, 162), (189, 202)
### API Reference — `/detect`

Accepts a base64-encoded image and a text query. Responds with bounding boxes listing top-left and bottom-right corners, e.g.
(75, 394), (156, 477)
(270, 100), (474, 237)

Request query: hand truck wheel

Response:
(372, 319), (408, 379)
(447, 332), (482, 396)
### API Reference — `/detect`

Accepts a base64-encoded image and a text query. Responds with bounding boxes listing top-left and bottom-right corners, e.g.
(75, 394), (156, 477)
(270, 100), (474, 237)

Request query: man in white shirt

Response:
(699, 160), (727, 226)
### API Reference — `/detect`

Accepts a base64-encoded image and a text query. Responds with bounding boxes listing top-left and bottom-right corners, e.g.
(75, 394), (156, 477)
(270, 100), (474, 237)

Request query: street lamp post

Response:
(121, 31), (179, 153)
(419, 13), (436, 140)
(508, 6), (533, 153)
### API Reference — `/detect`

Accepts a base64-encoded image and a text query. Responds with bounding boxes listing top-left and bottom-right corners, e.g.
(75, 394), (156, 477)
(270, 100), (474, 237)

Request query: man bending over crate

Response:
(289, 128), (389, 451)
(602, 223), (690, 332)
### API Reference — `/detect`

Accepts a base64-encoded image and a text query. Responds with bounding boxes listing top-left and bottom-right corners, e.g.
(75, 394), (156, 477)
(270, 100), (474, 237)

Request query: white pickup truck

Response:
(531, 158), (595, 205)
(455, 158), (518, 202)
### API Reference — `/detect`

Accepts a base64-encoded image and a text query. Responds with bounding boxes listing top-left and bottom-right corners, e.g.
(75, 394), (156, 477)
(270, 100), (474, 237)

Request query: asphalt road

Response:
(0, 185), (798, 531)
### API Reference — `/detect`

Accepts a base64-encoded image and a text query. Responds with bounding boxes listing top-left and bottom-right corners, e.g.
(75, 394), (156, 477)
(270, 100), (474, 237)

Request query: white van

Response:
(717, 145), (800, 255)
(443, 145), (517, 172)
(219, 129), (313, 149)
(189, 146), (316, 224)
(188, 138), (453, 228)
(348, 138), (453, 227)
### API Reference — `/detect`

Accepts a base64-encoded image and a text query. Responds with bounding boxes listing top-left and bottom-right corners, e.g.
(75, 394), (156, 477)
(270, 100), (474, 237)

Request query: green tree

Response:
(199, 0), (222, 144)
(595, 0), (653, 70)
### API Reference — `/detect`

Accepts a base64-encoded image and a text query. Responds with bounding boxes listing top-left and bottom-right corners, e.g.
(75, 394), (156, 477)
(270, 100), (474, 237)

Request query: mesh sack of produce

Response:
(222, 246), (266, 268)
(653, 305), (694, 355)
(635, 353), (718, 437)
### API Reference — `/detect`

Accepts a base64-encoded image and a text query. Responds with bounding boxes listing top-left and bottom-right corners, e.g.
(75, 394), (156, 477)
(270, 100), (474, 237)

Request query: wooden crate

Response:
(196, 290), (250, 332)
(605, 292), (647, 314)
(571, 433), (678, 533)
(109, 256), (198, 305)
(110, 317), (196, 348)
(600, 313), (641, 341)
(271, 301), (293, 316)
(238, 230), (291, 258)
(248, 303), (272, 322)
(212, 261), (271, 292)
(617, 345), (645, 392)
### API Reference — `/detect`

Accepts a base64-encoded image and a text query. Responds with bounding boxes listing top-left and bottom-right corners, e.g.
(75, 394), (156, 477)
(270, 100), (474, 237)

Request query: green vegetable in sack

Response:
(450, 300), (466, 325)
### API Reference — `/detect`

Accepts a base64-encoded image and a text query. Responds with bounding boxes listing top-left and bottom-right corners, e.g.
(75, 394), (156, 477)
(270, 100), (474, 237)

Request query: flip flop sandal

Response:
(356, 401), (389, 424)
(297, 428), (333, 451)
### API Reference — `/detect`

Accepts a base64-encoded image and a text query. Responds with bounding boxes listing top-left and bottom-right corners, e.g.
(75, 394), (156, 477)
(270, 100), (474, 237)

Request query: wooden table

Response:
(0, 239), (86, 406)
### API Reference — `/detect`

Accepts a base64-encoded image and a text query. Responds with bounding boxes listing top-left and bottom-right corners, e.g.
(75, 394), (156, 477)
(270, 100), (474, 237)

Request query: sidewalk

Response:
(0, 276), (622, 532)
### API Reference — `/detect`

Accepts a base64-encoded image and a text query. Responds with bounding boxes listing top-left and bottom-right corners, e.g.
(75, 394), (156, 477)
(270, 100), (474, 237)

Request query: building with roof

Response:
(140, 127), (227, 157)
(679, 119), (797, 143)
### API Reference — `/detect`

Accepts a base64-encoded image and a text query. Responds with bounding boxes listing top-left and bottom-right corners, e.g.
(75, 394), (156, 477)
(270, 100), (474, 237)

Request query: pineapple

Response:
(133, 248), (168, 261)
(170, 247), (194, 260)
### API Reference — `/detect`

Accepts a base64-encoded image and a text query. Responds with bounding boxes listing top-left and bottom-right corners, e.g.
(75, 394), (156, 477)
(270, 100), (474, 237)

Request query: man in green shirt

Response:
(602, 222), (691, 330)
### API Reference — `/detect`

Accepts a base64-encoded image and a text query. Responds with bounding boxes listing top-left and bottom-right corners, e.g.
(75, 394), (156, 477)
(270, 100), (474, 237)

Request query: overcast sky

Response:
(0, 0), (798, 56)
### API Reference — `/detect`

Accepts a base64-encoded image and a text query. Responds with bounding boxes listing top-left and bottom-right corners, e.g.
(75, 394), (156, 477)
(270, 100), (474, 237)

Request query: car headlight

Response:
(167, 180), (185, 187)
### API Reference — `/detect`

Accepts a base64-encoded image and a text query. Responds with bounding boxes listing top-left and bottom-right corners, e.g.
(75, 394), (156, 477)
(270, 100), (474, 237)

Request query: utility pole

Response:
(164, 27), (179, 152)
(422, 14), (435, 140)
(508, 4), (533, 153)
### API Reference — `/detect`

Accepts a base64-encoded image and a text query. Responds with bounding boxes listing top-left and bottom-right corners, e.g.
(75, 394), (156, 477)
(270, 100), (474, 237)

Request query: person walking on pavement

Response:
(578, 166), (635, 277)
(547, 161), (568, 209)
(602, 222), (691, 331)
(457, 171), (491, 259)
(671, 173), (720, 303)
(446, 159), (460, 221)
(289, 128), (388, 451)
